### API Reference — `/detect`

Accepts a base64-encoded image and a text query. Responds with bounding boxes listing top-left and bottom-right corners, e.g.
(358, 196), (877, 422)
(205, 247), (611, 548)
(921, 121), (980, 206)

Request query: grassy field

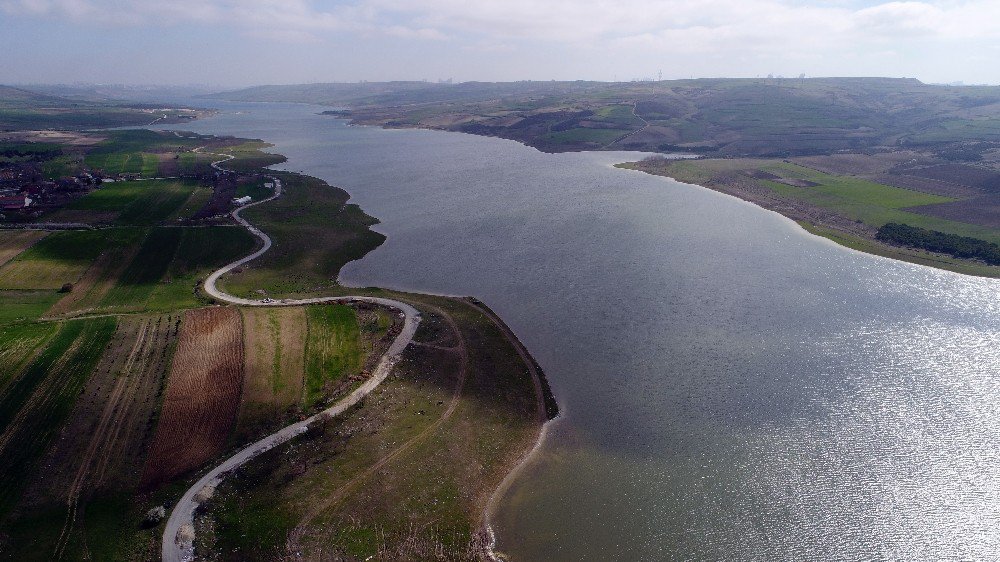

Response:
(196, 295), (543, 560)
(220, 172), (385, 297)
(758, 162), (1000, 245)
(54, 179), (197, 226)
(99, 228), (183, 311)
(0, 229), (122, 290)
(303, 304), (362, 407)
(0, 230), (47, 267)
(0, 317), (117, 516)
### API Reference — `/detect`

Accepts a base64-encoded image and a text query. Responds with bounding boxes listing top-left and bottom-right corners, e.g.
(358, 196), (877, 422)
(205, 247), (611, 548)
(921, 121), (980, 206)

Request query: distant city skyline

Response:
(2, 0), (999, 87)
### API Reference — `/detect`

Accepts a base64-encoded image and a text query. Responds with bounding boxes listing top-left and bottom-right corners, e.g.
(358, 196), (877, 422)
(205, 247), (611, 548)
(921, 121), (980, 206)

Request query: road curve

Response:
(162, 154), (420, 562)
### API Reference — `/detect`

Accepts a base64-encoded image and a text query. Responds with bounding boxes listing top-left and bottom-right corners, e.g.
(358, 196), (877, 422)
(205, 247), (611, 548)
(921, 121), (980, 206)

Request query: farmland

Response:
(141, 307), (244, 489)
(0, 112), (547, 561)
(195, 295), (546, 560)
(0, 229), (121, 290)
(54, 179), (197, 226)
(304, 304), (363, 407)
(0, 317), (117, 516)
(0, 230), (47, 267)
(236, 306), (307, 441)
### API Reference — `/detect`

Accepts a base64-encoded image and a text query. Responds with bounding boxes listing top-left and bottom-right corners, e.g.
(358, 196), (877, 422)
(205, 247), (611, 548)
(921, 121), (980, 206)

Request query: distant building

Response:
(232, 195), (252, 206)
(0, 194), (32, 210)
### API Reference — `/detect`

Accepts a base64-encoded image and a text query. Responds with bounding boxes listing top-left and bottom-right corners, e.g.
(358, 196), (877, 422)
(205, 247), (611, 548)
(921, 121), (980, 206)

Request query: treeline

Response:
(876, 222), (1000, 265)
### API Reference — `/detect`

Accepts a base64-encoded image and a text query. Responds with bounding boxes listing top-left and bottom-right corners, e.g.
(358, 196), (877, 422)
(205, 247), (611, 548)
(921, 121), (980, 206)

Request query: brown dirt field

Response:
(790, 151), (923, 176)
(44, 209), (121, 225)
(158, 152), (181, 177)
(898, 163), (1000, 192)
(234, 307), (307, 441)
(905, 194), (1000, 229)
(870, 173), (980, 197)
(4, 130), (105, 146)
(0, 230), (47, 268)
(44, 243), (140, 318)
(140, 307), (244, 489)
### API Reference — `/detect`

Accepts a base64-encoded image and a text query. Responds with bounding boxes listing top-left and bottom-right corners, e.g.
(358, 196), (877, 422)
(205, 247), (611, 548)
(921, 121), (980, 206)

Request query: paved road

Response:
(162, 154), (420, 562)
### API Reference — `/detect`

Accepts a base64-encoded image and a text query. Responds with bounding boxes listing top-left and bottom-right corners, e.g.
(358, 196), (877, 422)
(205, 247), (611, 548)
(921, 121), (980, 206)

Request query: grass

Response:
(0, 316), (117, 516)
(220, 172), (385, 297)
(146, 226), (258, 311)
(197, 295), (542, 559)
(304, 304), (361, 407)
(0, 322), (56, 391)
(169, 185), (213, 220)
(99, 228), (182, 310)
(0, 229), (121, 290)
(757, 162), (1000, 245)
(0, 290), (62, 324)
(61, 179), (196, 226)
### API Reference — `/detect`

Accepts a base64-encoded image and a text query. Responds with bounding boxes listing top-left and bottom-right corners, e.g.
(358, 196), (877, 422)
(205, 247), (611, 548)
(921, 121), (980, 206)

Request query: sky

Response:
(2, 0), (999, 87)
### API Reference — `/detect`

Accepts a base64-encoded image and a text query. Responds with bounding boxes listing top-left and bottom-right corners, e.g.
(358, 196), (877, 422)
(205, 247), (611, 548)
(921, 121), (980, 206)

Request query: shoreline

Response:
(159, 146), (553, 560)
(614, 163), (1000, 280)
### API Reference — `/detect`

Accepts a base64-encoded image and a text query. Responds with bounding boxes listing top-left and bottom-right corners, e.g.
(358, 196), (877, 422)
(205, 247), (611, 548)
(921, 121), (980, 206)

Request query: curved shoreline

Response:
(161, 155), (421, 562)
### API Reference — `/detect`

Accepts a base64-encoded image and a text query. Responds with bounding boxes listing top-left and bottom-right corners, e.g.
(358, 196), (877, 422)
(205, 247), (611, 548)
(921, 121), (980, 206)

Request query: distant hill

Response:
(0, 85), (72, 108)
(210, 77), (1000, 157)
(0, 84), (203, 131)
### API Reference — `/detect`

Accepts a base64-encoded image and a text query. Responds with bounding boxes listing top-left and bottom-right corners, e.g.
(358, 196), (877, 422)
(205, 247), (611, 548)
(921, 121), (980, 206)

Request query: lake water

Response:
(161, 102), (1000, 560)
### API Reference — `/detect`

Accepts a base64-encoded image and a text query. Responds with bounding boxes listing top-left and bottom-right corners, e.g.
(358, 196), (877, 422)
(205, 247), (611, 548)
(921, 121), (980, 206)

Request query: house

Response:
(232, 195), (252, 206)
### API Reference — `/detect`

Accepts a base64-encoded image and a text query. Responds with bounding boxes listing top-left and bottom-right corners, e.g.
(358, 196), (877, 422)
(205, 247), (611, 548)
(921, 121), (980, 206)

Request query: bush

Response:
(876, 222), (1000, 265)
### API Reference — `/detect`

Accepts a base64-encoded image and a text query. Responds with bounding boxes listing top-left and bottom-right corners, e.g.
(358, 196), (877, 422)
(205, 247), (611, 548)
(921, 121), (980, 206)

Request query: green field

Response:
(221, 172), (385, 297)
(758, 162), (1000, 245)
(0, 317), (117, 515)
(61, 179), (196, 225)
(304, 304), (362, 407)
(0, 290), (62, 325)
(0, 322), (56, 390)
(99, 228), (182, 310)
(0, 229), (121, 289)
(145, 226), (258, 310)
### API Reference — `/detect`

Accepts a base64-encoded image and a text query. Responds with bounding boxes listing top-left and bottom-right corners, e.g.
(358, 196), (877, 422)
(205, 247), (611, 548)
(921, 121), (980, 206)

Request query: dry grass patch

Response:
(235, 306), (307, 441)
(141, 307), (244, 489)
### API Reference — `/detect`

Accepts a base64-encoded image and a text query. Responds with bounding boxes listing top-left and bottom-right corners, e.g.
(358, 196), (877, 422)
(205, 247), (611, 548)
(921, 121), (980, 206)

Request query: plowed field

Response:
(140, 307), (244, 488)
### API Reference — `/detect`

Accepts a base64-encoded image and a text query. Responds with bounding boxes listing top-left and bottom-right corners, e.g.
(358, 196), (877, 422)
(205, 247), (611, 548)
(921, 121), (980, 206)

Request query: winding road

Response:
(161, 155), (420, 562)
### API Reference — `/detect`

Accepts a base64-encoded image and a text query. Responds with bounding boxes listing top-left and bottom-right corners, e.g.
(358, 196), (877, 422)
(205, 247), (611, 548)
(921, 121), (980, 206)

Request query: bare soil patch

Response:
(905, 194), (1000, 229)
(141, 307), (244, 489)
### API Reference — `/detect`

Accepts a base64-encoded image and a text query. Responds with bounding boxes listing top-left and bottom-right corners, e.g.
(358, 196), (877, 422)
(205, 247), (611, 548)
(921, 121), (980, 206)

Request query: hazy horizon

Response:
(3, 1), (1000, 88)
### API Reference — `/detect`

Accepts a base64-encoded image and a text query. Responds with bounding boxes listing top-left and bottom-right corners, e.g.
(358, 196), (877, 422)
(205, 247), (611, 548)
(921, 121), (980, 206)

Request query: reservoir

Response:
(162, 102), (1000, 560)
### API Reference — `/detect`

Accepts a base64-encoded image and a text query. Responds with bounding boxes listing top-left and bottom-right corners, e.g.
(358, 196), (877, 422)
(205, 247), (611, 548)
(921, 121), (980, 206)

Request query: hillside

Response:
(212, 78), (1000, 157)
(0, 85), (204, 131)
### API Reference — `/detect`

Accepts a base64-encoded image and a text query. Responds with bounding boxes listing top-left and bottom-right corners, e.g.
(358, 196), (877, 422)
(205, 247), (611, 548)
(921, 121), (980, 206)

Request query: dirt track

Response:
(161, 156), (420, 562)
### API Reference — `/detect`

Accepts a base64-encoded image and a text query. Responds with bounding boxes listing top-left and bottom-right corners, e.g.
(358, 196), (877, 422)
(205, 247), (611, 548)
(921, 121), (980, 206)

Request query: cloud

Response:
(3, 0), (1000, 50)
